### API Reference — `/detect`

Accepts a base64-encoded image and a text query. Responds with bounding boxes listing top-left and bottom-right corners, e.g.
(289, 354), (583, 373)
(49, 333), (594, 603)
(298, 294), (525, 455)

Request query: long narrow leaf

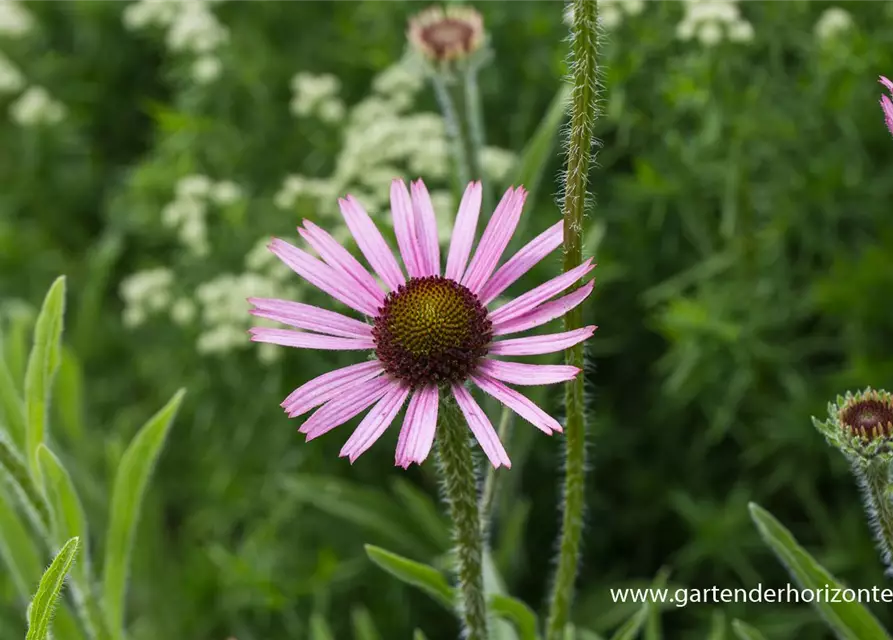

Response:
(0, 346), (27, 450)
(749, 502), (890, 640)
(489, 594), (539, 640)
(364, 544), (455, 610)
(102, 389), (185, 638)
(38, 444), (109, 639)
(0, 434), (50, 533)
(26, 536), (80, 640)
(0, 484), (42, 599)
(731, 620), (768, 640)
(24, 276), (66, 482)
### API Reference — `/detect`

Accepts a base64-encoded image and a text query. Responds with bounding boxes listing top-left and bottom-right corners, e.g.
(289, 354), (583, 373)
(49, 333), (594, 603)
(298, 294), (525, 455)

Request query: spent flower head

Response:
(407, 5), (485, 64)
(249, 179), (596, 469)
(880, 76), (893, 138)
(813, 388), (893, 463)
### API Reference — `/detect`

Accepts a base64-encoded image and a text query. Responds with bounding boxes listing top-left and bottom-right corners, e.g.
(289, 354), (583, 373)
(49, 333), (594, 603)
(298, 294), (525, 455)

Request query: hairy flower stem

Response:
(854, 458), (893, 574)
(432, 63), (489, 211)
(437, 395), (489, 640)
(546, 1), (599, 639)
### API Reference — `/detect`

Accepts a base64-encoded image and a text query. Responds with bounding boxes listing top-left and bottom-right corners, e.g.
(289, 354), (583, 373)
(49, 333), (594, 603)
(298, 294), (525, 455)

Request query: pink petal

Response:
(882, 94), (893, 136)
(411, 180), (441, 277)
(477, 360), (581, 386)
(451, 384), (511, 469)
(249, 298), (372, 339)
(301, 375), (392, 440)
(249, 327), (375, 351)
(881, 75), (893, 93)
(462, 187), (528, 294)
(299, 221), (386, 306)
(395, 385), (439, 468)
(478, 221), (563, 305)
(340, 382), (411, 462)
(471, 373), (562, 434)
(445, 181), (482, 281)
(489, 326), (596, 356)
(339, 196), (405, 292)
(489, 260), (594, 326)
(492, 280), (594, 336)
(269, 238), (379, 316)
(281, 360), (384, 417)
(390, 179), (424, 278)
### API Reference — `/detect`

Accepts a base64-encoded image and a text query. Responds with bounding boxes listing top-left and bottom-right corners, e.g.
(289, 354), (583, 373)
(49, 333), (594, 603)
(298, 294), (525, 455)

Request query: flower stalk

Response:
(436, 394), (489, 640)
(547, 1), (599, 638)
(853, 458), (893, 574)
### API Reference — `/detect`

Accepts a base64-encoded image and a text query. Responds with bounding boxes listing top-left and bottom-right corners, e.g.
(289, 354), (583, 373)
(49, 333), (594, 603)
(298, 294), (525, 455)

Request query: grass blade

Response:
(102, 389), (185, 638)
(731, 620), (768, 640)
(749, 502), (890, 640)
(25, 536), (80, 640)
(24, 276), (66, 482)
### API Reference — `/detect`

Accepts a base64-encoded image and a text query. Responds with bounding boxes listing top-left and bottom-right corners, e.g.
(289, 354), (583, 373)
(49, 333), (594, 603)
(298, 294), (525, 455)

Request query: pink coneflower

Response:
(881, 76), (893, 137)
(249, 180), (596, 469)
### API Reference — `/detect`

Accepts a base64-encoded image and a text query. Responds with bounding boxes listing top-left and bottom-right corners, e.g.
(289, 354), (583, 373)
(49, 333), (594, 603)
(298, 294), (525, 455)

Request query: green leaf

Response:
(364, 544), (455, 610)
(0, 345), (27, 450)
(0, 433), (50, 533)
(351, 606), (381, 640)
(309, 613), (335, 640)
(749, 502), (890, 640)
(707, 610), (726, 640)
(25, 536), (80, 640)
(37, 444), (109, 639)
(510, 83), (572, 208)
(24, 276), (66, 481)
(489, 594), (539, 640)
(102, 389), (185, 638)
(53, 346), (85, 445)
(0, 484), (42, 599)
(731, 619), (768, 640)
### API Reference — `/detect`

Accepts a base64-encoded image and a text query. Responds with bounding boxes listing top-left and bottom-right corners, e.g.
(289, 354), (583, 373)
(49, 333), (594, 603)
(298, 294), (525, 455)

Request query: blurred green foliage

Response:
(1, 1), (892, 639)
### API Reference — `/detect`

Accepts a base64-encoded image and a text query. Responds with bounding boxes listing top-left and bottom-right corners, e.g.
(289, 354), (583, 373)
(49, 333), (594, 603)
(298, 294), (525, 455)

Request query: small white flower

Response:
(210, 180), (242, 206)
(122, 0), (180, 31)
(727, 19), (754, 43)
(814, 7), (853, 41)
(316, 99), (346, 124)
(9, 86), (66, 126)
(170, 298), (197, 325)
(192, 55), (222, 84)
(698, 21), (723, 47)
(0, 52), (24, 94)
(481, 147), (517, 184)
(176, 174), (212, 200)
(600, 5), (624, 30)
(0, 0), (33, 38)
(166, 2), (227, 54)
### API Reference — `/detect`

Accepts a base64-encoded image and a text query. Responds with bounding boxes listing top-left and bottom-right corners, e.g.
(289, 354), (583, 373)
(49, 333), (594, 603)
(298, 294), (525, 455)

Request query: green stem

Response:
(546, 1), (599, 639)
(436, 394), (488, 640)
(463, 59), (493, 214)
(854, 458), (893, 574)
(479, 406), (513, 537)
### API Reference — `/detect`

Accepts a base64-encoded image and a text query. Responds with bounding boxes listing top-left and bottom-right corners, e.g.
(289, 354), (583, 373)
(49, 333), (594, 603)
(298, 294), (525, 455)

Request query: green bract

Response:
(813, 388), (893, 463)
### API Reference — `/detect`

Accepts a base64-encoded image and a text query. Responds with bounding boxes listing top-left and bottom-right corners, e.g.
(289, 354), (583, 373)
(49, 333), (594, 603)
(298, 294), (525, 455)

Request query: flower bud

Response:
(813, 388), (893, 463)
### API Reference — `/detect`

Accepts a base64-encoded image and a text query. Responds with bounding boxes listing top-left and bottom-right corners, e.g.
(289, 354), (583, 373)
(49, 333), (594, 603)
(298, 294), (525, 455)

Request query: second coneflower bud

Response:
(407, 5), (485, 64)
(813, 388), (893, 463)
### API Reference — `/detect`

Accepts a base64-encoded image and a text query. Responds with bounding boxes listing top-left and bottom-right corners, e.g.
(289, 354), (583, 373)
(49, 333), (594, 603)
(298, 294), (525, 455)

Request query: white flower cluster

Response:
(676, 0), (754, 46)
(290, 72), (345, 123)
(120, 267), (176, 328)
(814, 7), (853, 42)
(161, 174), (243, 256)
(123, 0), (228, 85)
(0, 2), (67, 127)
(9, 86), (66, 126)
(277, 58), (517, 244)
(0, 0), (32, 37)
(564, 0), (645, 29)
(0, 51), (23, 93)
